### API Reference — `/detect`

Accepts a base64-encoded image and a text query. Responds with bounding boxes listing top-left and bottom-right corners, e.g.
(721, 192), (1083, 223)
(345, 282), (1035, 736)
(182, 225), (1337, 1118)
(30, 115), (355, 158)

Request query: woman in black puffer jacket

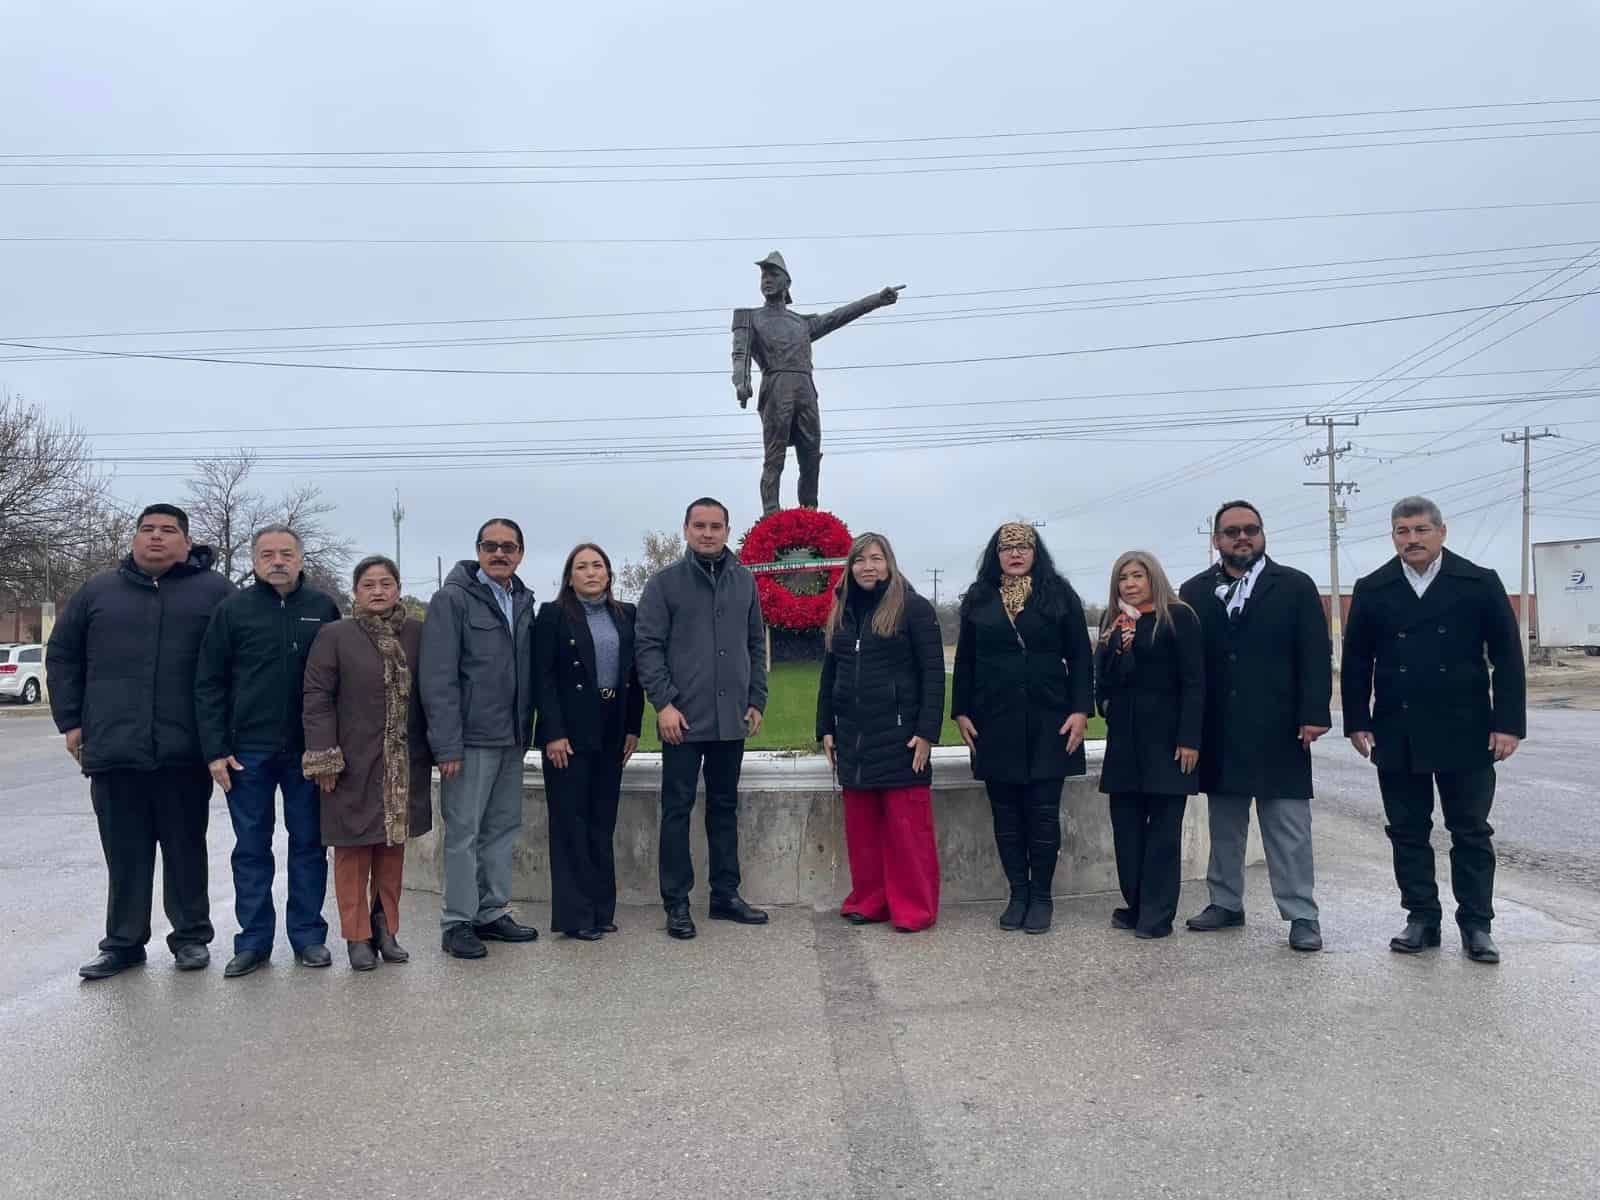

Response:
(816, 532), (945, 932)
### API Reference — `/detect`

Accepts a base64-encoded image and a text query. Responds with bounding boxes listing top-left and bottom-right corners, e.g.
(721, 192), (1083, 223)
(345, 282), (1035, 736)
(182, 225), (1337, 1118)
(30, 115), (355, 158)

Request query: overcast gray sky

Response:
(4, 1), (1599, 603)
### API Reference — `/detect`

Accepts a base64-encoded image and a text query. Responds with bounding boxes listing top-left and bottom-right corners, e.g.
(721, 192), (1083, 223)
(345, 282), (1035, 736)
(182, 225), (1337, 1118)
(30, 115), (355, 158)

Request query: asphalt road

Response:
(2, 705), (1597, 1199)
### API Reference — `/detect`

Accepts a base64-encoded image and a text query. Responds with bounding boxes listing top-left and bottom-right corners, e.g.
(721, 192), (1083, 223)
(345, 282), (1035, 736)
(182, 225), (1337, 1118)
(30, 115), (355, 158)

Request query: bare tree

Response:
(183, 450), (267, 583)
(617, 530), (684, 599)
(274, 482), (356, 596)
(0, 393), (112, 606)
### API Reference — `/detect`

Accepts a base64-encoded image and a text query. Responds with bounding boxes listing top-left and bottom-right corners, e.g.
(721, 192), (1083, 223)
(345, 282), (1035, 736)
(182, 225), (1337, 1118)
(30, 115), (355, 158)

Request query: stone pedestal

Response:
(405, 745), (1264, 908)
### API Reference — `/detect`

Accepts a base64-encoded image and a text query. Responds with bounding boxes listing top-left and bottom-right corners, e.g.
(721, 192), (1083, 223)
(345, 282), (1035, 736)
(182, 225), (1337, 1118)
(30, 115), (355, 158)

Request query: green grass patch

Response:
(636, 660), (1105, 752)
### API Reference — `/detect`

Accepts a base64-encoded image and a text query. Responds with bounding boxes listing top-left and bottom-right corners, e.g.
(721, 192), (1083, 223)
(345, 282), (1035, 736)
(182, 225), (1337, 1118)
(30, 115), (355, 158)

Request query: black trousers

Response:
(1378, 764), (1496, 930)
(90, 765), (214, 954)
(542, 704), (626, 933)
(658, 739), (744, 907)
(1108, 792), (1188, 936)
(985, 779), (1063, 895)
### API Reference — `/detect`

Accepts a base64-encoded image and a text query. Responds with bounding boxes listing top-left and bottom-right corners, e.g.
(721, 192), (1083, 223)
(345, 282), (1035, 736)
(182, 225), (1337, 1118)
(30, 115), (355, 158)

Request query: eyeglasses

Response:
(478, 540), (521, 555)
(1219, 524), (1262, 539)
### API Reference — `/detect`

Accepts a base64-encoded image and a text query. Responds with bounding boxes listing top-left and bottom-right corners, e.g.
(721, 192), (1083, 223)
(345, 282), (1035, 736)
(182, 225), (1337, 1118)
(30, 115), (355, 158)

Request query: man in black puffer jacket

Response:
(816, 534), (945, 931)
(47, 503), (235, 979)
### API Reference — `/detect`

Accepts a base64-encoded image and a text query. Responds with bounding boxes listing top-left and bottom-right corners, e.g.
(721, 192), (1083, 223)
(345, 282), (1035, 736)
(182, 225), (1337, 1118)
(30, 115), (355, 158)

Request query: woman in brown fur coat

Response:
(302, 555), (434, 970)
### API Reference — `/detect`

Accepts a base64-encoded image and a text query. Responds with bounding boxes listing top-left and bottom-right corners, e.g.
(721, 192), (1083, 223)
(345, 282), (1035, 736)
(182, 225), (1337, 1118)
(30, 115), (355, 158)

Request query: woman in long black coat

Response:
(1095, 549), (1204, 940)
(817, 532), (945, 932)
(951, 523), (1093, 934)
(533, 543), (645, 941)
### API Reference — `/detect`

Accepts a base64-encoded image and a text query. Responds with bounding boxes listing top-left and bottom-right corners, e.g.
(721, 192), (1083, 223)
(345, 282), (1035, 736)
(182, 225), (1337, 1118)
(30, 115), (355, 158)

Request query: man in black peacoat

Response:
(1179, 501), (1331, 952)
(1341, 497), (1525, 963)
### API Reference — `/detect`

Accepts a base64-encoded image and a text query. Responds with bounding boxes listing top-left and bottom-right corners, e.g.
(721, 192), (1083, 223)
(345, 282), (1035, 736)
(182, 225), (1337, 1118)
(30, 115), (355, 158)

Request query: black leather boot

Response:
(998, 887), (1029, 931)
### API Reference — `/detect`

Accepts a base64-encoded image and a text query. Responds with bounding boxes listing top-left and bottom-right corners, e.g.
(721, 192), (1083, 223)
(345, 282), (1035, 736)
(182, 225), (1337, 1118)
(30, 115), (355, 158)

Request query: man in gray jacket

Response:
(635, 497), (769, 940)
(421, 518), (539, 959)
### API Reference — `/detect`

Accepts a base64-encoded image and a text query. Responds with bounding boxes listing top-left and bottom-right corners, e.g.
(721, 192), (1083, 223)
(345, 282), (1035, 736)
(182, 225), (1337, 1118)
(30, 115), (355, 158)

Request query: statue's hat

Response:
(754, 250), (790, 277)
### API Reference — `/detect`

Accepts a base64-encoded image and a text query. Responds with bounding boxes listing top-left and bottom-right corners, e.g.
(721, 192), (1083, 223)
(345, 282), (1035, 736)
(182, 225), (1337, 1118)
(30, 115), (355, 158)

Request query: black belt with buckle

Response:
(599, 688), (618, 701)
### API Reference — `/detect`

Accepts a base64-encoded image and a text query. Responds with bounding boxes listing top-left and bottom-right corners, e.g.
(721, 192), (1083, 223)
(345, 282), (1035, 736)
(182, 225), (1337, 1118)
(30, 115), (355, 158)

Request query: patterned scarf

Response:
(997, 522), (1037, 623)
(355, 602), (413, 847)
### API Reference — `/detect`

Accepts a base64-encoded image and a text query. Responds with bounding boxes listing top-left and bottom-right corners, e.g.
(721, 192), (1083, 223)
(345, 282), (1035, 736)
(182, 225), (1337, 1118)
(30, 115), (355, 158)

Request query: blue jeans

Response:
(227, 750), (329, 954)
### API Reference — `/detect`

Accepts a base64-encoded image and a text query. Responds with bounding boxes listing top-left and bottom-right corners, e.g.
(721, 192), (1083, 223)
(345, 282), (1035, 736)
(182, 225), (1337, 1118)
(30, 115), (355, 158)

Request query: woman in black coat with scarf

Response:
(533, 543), (645, 941)
(1095, 549), (1204, 939)
(951, 523), (1093, 934)
(817, 532), (945, 932)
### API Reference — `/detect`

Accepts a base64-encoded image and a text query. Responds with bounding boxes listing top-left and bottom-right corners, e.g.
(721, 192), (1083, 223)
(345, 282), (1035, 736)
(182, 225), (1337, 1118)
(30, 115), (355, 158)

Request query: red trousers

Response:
(332, 843), (404, 942)
(841, 786), (940, 931)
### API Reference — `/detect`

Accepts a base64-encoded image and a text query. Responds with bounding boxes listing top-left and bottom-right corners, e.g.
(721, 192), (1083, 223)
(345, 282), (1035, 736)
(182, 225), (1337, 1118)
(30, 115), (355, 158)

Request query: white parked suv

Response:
(0, 643), (45, 705)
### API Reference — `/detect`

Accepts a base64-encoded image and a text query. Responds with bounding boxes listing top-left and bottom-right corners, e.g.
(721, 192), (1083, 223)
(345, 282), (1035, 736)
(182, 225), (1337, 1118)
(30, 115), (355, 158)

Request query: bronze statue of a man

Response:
(731, 251), (902, 515)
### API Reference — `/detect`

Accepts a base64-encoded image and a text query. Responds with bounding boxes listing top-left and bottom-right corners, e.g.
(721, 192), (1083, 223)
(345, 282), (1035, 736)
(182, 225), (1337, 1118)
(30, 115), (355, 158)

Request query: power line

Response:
(8, 127), (1600, 187)
(12, 116), (1600, 171)
(5, 290), (1598, 378)
(7, 239), (1590, 345)
(6, 256), (1586, 366)
(7, 198), (1598, 246)
(13, 97), (1599, 157)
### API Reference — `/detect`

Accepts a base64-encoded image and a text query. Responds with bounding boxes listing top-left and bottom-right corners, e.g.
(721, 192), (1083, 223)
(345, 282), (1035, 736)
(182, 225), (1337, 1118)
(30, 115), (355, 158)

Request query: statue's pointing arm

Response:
(806, 286), (901, 341)
(731, 308), (754, 408)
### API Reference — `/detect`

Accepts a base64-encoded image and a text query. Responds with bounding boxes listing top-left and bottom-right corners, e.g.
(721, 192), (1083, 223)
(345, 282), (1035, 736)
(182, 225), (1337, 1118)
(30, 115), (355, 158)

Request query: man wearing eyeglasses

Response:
(1178, 500), (1332, 952)
(421, 518), (539, 959)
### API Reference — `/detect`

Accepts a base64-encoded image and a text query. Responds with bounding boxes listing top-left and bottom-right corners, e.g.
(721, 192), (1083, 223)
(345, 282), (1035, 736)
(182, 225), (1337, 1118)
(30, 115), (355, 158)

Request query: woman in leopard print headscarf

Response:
(951, 523), (1094, 934)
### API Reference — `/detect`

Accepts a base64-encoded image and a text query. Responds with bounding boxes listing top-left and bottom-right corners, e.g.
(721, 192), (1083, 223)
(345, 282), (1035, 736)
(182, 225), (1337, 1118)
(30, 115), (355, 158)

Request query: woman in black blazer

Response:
(951, 523), (1093, 934)
(1095, 549), (1204, 939)
(533, 543), (645, 940)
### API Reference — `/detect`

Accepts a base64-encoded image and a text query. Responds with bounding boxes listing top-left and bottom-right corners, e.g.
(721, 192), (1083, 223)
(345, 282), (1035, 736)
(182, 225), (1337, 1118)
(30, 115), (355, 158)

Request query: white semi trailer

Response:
(1532, 537), (1600, 656)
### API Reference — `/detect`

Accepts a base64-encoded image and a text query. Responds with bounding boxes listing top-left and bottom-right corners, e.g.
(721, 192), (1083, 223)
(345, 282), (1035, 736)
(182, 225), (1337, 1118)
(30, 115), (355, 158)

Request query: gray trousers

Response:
(440, 746), (524, 928)
(1206, 793), (1318, 921)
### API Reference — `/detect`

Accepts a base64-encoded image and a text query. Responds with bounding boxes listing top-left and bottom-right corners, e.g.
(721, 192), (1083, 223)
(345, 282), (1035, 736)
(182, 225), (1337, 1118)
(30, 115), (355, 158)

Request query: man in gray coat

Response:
(421, 518), (539, 959)
(635, 497), (769, 940)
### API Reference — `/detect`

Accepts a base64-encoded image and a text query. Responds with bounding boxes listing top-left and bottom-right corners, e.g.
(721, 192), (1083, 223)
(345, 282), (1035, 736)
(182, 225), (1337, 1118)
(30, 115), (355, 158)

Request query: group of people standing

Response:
(819, 496), (1524, 963)
(46, 487), (1525, 980)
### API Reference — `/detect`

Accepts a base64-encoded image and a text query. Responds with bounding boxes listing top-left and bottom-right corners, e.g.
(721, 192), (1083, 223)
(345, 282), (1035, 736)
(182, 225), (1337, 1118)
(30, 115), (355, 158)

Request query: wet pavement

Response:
(2, 708), (1597, 1199)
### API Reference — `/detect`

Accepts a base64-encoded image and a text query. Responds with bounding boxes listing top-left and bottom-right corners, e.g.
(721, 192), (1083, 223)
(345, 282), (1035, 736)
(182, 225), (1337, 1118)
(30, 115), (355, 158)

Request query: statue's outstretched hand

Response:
(879, 285), (904, 306)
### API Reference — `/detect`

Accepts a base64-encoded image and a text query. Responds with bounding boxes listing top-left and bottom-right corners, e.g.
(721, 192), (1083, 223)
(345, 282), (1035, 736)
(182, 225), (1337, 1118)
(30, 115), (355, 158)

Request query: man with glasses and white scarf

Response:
(1178, 500), (1332, 952)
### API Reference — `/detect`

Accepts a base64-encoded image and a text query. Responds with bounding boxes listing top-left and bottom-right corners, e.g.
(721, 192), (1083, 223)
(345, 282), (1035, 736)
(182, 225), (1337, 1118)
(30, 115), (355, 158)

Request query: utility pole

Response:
(1502, 426), (1557, 661)
(391, 490), (405, 576)
(1196, 521), (1214, 569)
(926, 568), (944, 607)
(1304, 414), (1361, 666)
(436, 555), (443, 594)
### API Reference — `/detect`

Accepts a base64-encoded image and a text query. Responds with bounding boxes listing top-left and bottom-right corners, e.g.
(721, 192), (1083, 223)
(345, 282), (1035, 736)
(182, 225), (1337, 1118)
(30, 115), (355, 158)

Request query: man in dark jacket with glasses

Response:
(421, 518), (539, 959)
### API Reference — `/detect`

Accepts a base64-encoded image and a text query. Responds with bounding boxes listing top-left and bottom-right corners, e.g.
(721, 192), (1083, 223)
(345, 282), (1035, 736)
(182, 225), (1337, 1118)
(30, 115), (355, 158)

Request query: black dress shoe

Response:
(666, 906), (697, 940)
(474, 914), (539, 943)
(599, 922), (618, 933)
(1135, 926), (1173, 940)
(1288, 919), (1323, 952)
(442, 922), (488, 959)
(224, 949), (267, 978)
(1110, 908), (1136, 930)
(1389, 920), (1442, 954)
(844, 911), (888, 926)
(709, 895), (769, 925)
(294, 944), (333, 968)
(998, 890), (1029, 931)
(347, 940), (378, 971)
(1186, 904), (1245, 932)
(369, 912), (408, 963)
(78, 949), (145, 980)
(172, 944), (210, 971)
(1023, 896), (1053, 934)
(1463, 928), (1501, 964)
(562, 928), (604, 942)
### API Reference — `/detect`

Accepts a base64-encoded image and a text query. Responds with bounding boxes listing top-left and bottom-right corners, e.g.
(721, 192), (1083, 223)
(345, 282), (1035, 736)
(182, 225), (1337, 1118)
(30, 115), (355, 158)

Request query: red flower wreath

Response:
(738, 508), (853, 631)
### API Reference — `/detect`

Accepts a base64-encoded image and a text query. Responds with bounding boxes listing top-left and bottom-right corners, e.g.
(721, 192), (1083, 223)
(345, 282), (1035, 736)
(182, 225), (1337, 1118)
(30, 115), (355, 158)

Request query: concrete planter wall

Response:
(405, 745), (1262, 909)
